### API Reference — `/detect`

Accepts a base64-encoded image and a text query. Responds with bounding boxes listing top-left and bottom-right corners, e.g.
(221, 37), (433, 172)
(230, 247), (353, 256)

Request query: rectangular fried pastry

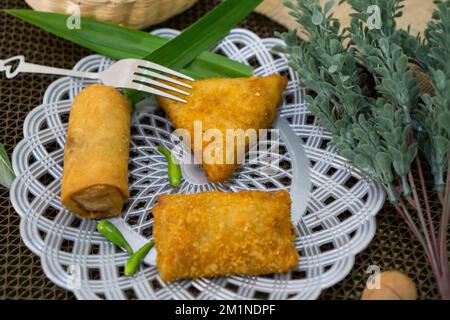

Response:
(153, 190), (299, 282)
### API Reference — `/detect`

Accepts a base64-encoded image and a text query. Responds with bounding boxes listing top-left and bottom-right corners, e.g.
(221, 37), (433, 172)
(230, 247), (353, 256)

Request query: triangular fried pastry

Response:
(156, 75), (287, 182)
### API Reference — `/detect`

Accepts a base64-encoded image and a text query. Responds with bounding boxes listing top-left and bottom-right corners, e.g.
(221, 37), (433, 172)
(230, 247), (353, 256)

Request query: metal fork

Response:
(0, 55), (193, 103)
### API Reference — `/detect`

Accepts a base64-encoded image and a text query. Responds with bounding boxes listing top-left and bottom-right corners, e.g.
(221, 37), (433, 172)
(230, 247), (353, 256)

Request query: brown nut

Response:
(361, 270), (417, 300)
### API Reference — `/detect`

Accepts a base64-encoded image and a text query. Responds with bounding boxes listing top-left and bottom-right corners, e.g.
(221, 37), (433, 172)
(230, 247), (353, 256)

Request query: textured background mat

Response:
(0, 0), (442, 299)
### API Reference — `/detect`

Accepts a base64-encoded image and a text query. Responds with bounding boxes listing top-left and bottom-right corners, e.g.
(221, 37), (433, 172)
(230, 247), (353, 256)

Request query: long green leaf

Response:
(4, 9), (253, 79)
(0, 144), (15, 188)
(145, 0), (263, 70)
(125, 0), (262, 102)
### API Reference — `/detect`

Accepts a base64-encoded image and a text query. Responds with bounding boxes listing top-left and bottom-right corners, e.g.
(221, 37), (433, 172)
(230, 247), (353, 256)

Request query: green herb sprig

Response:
(7, 0), (262, 106)
(277, 0), (450, 299)
(158, 146), (183, 188)
(276, 0), (415, 202)
(125, 240), (155, 277)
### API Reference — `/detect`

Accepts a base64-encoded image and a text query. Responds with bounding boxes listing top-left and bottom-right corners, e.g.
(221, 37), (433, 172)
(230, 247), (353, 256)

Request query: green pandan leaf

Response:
(0, 144), (15, 189)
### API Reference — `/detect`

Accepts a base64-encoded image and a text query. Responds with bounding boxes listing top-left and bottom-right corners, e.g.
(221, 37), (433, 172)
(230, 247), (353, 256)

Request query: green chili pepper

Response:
(125, 240), (155, 276)
(157, 146), (182, 187)
(96, 220), (134, 254)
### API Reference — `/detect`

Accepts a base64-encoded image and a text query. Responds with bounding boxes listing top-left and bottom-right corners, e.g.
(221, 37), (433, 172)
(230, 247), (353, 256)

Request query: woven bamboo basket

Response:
(25, 0), (198, 29)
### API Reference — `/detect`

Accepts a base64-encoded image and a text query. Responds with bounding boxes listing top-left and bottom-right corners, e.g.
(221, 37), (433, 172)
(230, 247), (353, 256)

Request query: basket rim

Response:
(25, 0), (195, 5)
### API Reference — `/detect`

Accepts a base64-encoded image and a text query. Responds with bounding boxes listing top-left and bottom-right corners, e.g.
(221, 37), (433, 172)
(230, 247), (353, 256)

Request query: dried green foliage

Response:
(415, 0), (450, 192)
(276, 0), (450, 299)
(276, 0), (449, 200)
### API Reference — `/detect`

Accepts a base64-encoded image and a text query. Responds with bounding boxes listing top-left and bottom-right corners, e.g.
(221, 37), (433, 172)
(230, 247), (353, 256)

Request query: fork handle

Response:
(21, 62), (100, 79)
(0, 55), (100, 80)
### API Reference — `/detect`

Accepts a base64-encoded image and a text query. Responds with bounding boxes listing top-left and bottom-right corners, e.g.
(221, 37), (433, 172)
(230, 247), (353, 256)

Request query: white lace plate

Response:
(9, 28), (385, 300)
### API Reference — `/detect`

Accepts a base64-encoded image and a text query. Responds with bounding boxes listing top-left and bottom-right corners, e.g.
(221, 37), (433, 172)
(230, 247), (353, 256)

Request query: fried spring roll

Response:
(153, 190), (299, 282)
(61, 84), (131, 219)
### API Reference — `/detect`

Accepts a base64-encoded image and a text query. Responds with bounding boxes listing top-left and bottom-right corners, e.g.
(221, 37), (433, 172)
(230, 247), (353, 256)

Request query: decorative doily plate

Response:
(9, 28), (385, 300)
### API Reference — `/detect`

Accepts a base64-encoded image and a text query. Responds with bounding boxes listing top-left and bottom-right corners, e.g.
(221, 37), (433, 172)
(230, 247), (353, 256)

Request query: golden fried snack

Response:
(61, 84), (131, 219)
(156, 75), (287, 182)
(153, 190), (299, 282)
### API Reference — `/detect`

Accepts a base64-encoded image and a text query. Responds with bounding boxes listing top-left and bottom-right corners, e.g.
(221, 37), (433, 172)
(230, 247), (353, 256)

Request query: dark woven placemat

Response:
(0, 0), (441, 300)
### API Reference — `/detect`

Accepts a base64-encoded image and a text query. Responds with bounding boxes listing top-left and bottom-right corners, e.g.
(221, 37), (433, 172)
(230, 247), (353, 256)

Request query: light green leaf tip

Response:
(0, 144), (15, 188)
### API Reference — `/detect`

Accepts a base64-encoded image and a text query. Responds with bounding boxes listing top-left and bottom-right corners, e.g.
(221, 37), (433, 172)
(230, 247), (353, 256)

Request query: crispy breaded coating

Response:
(153, 190), (299, 282)
(61, 84), (131, 219)
(156, 75), (287, 182)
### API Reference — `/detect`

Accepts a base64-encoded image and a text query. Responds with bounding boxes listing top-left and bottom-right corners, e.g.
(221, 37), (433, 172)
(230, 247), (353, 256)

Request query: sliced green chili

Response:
(158, 146), (182, 187)
(125, 240), (155, 276)
(96, 220), (133, 254)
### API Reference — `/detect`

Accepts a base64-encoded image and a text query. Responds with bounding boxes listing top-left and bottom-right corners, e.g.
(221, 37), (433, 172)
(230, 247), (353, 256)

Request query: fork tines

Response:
(131, 60), (194, 103)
